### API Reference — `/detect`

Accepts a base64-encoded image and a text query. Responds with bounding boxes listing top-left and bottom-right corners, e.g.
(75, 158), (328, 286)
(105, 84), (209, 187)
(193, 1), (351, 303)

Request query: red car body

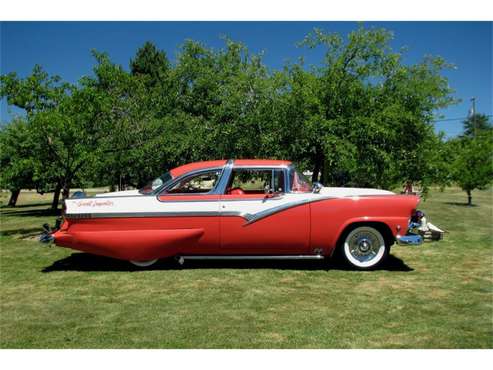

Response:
(44, 159), (426, 269)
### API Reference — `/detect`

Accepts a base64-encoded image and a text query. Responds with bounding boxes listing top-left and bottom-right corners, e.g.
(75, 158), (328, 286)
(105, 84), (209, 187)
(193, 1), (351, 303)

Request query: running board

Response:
(176, 255), (324, 265)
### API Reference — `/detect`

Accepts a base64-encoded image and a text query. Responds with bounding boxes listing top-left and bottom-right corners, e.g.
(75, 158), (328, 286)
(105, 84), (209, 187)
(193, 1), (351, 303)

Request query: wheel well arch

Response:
(331, 221), (395, 257)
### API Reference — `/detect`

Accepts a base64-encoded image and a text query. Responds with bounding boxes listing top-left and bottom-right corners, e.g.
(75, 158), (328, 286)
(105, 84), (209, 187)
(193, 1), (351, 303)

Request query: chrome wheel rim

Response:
(344, 227), (385, 268)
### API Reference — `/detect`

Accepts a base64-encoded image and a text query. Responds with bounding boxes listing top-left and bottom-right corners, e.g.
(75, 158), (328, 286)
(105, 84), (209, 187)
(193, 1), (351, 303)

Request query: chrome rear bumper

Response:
(39, 222), (58, 244)
(39, 233), (54, 243)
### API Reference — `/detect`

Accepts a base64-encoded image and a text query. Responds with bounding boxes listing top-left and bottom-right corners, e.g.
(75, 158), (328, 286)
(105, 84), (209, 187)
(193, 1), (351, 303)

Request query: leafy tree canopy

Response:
(1, 26), (467, 207)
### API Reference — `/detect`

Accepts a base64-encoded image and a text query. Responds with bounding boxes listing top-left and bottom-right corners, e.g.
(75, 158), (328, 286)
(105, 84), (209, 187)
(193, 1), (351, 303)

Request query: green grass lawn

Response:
(0, 188), (492, 348)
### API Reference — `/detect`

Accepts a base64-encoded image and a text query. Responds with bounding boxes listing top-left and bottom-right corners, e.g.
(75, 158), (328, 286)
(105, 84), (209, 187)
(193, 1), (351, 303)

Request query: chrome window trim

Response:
(214, 159), (234, 194)
(232, 164), (290, 169)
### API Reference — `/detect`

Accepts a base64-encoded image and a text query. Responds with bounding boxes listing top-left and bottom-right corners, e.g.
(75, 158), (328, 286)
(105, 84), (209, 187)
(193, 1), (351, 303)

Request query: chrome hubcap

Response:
(348, 231), (381, 263)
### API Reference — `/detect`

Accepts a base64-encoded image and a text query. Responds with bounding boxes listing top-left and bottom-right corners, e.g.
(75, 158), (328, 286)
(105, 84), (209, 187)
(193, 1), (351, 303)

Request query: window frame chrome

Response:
(157, 161), (297, 198)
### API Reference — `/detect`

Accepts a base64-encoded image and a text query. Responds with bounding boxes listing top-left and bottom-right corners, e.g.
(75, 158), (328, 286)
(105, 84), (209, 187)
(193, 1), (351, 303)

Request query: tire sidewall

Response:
(129, 259), (158, 267)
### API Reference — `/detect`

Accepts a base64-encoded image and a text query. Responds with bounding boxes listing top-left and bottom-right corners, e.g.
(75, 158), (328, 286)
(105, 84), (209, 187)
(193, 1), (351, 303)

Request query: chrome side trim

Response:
(65, 196), (337, 221)
(179, 255), (325, 261)
(155, 197), (284, 203)
(243, 196), (335, 226)
(65, 211), (251, 220)
(66, 211), (227, 219)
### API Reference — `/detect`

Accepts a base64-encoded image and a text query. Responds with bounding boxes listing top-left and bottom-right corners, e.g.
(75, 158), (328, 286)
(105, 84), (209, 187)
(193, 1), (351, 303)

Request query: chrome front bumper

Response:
(396, 214), (445, 246)
(396, 234), (423, 246)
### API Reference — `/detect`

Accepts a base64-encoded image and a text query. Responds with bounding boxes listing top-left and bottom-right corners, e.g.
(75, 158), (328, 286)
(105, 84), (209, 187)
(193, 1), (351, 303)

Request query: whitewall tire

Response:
(342, 226), (388, 270)
(129, 259), (158, 267)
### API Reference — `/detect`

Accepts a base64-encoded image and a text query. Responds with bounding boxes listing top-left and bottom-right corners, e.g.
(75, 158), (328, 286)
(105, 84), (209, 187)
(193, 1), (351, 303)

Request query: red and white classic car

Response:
(40, 159), (442, 269)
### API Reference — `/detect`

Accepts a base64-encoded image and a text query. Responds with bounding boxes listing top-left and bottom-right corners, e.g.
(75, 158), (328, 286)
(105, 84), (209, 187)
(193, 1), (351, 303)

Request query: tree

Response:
(462, 113), (492, 138)
(0, 118), (39, 206)
(130, 41), (170, 87)
(282, 26), (456, 190)
(87, 51), (165, 189)
(0, 65), (68, 115)
(450, 130), (493, 205)
(0, 27), (461, 203)
(1, 66), (69, 207)
(1, 63), (121, 208)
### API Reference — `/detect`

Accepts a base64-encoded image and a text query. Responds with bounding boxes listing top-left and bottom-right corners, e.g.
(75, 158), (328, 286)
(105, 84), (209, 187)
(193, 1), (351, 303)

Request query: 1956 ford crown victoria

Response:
(40, 159), (443, 270)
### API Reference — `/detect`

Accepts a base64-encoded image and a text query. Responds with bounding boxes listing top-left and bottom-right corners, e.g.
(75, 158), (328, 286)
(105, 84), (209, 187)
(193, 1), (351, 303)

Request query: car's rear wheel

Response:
(129, 259), (158, 267)
(342, 226), (389, 270)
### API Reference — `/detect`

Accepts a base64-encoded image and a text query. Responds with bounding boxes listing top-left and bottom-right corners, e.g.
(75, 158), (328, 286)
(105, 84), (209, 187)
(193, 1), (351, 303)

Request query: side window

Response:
(289, 168), (312, 193)
(226, 169), (285, 194)
(272, 170), (285, 193)
(166, 170), (221, 194)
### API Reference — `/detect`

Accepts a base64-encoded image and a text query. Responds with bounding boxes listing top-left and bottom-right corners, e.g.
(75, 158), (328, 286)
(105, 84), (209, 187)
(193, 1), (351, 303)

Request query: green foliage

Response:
(282, 26), (456, 189)
(462, 113), (492, 138)
(0, 118), (39, 192)
(0, 65), (69, 115)
(130, 41), (170, 87)
(1, 26), (460, 195)
(449, 130), (493, 205)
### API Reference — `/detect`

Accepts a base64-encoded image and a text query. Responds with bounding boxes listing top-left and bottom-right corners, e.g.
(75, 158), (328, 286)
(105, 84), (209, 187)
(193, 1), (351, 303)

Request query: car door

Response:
(157, 169), (222, 255)
(220, 167), (310, 254)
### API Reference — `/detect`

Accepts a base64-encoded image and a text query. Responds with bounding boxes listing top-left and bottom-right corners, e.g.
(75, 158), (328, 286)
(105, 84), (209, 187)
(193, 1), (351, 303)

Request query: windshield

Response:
(290, 168), (312, 193)
(139, 172), (173, 195)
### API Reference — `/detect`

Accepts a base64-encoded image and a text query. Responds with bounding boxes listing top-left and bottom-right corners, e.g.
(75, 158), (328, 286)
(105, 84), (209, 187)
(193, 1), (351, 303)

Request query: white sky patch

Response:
(1, 1), (492, 21)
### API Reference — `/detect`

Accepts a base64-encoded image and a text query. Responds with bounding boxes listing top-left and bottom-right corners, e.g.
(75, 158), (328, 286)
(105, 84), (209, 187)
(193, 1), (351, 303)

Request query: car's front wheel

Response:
(129, 259), (158, 267)
(342, 226), (389, 270)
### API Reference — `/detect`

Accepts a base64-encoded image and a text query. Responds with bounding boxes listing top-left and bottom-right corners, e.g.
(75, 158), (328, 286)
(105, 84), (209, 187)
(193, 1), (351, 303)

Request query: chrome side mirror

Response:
(312, 182), (323, 194)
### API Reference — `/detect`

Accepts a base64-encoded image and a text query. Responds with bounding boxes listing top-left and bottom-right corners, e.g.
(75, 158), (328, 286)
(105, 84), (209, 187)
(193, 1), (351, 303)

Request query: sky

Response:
(1, 21), (491, 137)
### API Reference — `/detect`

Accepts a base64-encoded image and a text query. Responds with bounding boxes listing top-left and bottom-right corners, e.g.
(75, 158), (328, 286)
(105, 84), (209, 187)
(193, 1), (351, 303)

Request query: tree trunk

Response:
(312, 161), (321, 183)
(321, 157), (329, 185)
(467, 190), (472, 206)
(312, 150), (324, 183)
(62, 186), (70, 201)
(51, 184), (61, 210)
(8, 189), (21, 207)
